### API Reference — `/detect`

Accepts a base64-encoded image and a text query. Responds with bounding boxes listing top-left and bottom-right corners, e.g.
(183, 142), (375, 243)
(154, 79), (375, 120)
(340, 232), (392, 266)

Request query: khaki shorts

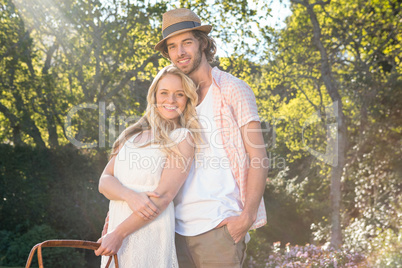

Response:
(175, 226), (247, 268)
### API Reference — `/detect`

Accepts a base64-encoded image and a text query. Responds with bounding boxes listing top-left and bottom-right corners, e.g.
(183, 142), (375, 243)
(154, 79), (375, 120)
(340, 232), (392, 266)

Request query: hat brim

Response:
(154, 25), (212, 52)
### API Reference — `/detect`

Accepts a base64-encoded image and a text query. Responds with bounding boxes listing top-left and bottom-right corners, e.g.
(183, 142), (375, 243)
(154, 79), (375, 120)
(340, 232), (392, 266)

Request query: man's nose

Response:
(177, 44), (185, 56)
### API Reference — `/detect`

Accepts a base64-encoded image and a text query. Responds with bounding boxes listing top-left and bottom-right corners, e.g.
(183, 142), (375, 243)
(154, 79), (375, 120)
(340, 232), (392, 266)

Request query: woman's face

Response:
(155, 73), (188, 124)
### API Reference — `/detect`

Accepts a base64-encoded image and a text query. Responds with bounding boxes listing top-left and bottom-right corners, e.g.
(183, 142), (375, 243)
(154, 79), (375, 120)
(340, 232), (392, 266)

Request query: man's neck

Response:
(188, 60), (213, 92)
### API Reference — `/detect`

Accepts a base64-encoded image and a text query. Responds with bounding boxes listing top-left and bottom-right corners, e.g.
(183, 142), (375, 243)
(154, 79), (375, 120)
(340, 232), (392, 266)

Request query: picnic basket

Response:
(25, 239), (118, 268)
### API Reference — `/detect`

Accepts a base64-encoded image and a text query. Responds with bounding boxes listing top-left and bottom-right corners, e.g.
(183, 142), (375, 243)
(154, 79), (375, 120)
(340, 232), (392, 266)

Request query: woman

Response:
(95, 66), (201, 267)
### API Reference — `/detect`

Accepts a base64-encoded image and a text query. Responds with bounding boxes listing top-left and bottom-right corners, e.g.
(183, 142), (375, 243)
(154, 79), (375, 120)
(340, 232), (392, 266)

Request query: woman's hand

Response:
(125, 190), (160, 220)
(94, 231), (124, 257)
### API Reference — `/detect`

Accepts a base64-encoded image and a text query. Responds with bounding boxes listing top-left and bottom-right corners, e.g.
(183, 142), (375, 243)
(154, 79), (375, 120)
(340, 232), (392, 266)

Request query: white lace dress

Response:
(100, 128), (190, 268)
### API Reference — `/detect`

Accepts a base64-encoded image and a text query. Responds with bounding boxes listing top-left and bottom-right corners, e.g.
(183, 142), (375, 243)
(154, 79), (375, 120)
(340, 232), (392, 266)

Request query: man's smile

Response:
(177, 58), (191, 64)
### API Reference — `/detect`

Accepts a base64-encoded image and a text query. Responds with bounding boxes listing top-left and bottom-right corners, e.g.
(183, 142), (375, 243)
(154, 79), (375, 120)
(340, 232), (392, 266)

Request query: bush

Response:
(365, 229), (402, 268)
(0, 145), (108, 234)
(0, 224), (86, 267)
(311, 212), (402, 267)
(0, 144), (109, 266)
(247, 242), (368, 268)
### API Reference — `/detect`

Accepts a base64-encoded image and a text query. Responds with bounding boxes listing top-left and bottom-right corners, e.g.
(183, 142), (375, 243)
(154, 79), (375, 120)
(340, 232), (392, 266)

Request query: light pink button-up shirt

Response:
(211, 67), (267, 230)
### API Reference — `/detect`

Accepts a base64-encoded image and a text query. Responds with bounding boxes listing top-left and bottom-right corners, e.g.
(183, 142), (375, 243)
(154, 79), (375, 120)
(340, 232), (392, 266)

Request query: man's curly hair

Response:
(161, 30), (217, 63)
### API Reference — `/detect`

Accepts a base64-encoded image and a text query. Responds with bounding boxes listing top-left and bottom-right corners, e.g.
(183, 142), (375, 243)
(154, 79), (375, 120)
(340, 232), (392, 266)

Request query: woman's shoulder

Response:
(114, 132), (143, 154)
(169, 128), (193, 144)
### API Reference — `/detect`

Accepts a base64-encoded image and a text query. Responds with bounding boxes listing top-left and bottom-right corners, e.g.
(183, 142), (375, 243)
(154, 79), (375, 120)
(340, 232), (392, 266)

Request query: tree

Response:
(290, 0), (347, 249)
(1, 0), (271, 150)
(1, 0), (168, 148)
(257, 0), (401, 249)
(0, 0), (47, 148)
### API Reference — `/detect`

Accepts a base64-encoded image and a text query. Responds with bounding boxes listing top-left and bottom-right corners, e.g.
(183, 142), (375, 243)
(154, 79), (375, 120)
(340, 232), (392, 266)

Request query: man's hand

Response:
(218, 214), (254, 243)
(126, 191), (160, 220)
(94, 231), (124, 257)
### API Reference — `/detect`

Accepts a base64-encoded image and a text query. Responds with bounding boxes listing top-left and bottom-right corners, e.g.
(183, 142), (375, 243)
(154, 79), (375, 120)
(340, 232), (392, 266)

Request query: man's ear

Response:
(201, 40), (208, 51)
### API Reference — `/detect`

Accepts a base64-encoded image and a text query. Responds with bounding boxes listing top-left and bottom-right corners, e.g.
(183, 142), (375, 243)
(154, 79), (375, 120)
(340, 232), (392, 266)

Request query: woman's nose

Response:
(167, 94), (176, 103)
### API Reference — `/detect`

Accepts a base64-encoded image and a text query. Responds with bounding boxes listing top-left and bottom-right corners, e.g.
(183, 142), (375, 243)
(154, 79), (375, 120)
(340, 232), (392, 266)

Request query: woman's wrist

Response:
(113, 225), (129, 239)
(122, 187), (137, 202)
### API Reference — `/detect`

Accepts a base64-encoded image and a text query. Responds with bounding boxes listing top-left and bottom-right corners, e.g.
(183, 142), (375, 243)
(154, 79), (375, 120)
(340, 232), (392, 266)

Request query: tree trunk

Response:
(42, 43), (60, 148)
(8, 62), (47, 149)
(299, 0), (347, 248)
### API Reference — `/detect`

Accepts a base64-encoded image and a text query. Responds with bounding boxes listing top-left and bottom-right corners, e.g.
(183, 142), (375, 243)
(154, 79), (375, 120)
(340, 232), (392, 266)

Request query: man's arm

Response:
(219, 121), (268, 243)
(95, 134), (195, 256)
(240, 121), (268, 221)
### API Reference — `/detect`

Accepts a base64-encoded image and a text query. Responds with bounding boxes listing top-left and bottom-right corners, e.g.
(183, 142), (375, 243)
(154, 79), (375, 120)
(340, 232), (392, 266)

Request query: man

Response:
(100, 8), (268, 267)
(156, 8), (267, 267)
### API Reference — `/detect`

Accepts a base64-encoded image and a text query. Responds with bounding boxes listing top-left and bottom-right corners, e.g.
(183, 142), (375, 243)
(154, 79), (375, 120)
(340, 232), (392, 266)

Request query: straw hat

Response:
(154, 8), (212, 52)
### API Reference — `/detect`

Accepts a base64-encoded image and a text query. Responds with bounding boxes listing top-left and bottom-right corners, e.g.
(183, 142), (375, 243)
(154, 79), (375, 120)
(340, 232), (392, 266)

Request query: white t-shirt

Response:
(174, 85), (243, 236)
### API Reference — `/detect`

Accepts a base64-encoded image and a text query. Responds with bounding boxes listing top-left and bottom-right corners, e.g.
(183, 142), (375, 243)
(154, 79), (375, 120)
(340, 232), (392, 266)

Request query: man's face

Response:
(166, 31), (203, 75)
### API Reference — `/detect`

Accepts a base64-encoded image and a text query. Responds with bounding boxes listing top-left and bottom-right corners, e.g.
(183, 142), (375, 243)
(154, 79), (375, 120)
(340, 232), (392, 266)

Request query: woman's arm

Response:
(99, 154), (160, 221)
(95, 133), (194, 256)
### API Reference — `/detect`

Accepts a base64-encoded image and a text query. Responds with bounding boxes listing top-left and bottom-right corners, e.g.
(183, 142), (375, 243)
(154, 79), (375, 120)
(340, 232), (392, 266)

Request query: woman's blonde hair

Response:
(110, 65), (202, 161)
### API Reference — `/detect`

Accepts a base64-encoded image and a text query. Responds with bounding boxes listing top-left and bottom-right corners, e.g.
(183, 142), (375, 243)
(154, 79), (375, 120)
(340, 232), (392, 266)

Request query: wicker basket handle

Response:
(25, 239), (118, 268)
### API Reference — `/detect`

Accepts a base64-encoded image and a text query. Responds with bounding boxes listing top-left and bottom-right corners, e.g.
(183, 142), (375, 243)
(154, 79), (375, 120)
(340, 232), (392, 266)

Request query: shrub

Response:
(247, 242), (368, 268)
(365, 229), (402, 268)
(0, 224), (86, 267)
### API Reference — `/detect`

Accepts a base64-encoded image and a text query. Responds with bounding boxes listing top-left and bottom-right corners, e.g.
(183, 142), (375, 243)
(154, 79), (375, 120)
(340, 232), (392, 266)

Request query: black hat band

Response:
(163, 21), (201, 38)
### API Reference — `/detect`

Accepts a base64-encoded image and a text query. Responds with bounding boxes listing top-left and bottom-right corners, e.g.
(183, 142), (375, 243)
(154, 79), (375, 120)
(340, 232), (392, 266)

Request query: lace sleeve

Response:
(169, 128), (193, 144)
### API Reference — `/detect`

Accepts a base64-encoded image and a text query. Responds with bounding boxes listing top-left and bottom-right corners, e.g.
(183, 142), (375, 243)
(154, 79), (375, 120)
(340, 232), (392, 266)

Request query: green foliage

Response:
(0, 145), (51, 230)
(242, 0), (401, 261)
(0, 144), (108, 265)
(247, 242), (368, 267)
(0, 224), (86, 267)
(0, 0), (272, 149)
(0, 0), (164, 148)
(368, 229), (402, 267)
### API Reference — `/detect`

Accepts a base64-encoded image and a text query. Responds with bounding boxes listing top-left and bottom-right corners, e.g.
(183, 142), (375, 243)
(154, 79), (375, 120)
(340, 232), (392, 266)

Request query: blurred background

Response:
(0, 0), (401, 267)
